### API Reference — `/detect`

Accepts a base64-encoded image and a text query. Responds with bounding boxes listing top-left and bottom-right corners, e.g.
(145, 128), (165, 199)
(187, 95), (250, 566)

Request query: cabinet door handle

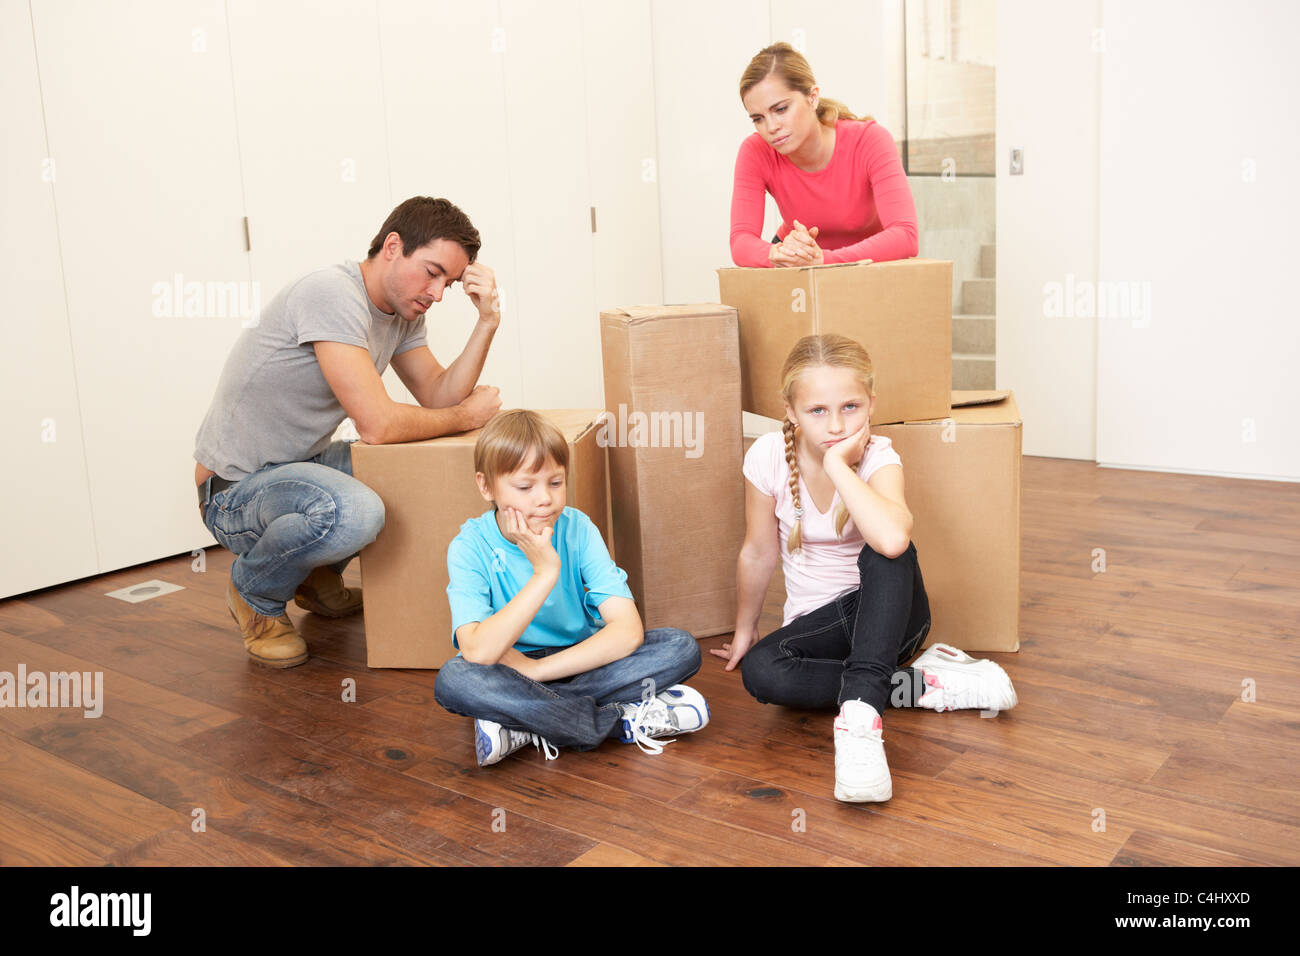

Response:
(242, 216), (251, 251)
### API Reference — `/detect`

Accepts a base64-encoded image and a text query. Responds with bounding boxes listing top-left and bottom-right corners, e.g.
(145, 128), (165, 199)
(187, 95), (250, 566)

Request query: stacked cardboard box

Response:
(875, 391), (1022, 652)
(352, 409), (610, 669)
(718, 259), (953, 425)
(599, 305), (746, 639)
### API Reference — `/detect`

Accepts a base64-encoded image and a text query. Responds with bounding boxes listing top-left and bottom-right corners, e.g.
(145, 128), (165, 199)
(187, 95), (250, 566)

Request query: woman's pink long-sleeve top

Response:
(729, 118), (919, 267)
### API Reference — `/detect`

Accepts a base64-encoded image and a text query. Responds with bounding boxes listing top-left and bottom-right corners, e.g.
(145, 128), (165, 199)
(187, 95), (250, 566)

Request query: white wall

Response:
(995, 0), (1101, 462)
(378, 0), (521, 410)
(1095, 0), (1300, 480)
(1, 0), (99, 597)
(30, 0), (254, 574)
(997, 0), (1299, 480)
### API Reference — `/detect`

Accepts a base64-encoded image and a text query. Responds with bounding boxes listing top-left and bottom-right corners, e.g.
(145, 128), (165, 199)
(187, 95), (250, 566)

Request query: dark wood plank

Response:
(182, 717), (596, 866)
(937, 751), (1298, 865)
(0, 628), (240, 742)
(0, 802), (105, 866)
(18, 714), (462, 865)
(401, 751), (845, 866)
(107, 826), (298, 866)
(0, 732), (181, 858)
(1110, 830), (1266, 867)
(567, 843), (666, 866)
(667, 769), (1057, 866)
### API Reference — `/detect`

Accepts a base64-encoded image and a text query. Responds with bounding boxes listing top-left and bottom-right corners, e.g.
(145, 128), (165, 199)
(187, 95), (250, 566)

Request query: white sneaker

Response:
(833, 699), (892, 802)
(912, 643), (1018, 712)
(474, 718), (559, 767)
(618, 684), (710, 755)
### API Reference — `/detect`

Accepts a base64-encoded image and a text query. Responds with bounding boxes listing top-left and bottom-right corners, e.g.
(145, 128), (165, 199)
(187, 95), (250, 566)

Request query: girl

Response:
(731, 42), (919, 268)
(713, 335), (1016, 803)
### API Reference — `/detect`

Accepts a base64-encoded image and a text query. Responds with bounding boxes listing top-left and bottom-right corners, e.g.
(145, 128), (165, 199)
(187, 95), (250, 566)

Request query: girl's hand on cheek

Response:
(825, 422), (870, 470)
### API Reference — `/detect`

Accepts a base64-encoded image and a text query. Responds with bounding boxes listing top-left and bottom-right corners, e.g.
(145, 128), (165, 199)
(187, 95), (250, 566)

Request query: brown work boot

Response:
(226, 576), (309, 668)
(293, 566), (363, 618)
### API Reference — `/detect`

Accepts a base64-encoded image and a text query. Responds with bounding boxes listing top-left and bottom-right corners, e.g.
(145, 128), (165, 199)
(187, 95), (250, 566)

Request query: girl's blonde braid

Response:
(782, 418), (804, 553)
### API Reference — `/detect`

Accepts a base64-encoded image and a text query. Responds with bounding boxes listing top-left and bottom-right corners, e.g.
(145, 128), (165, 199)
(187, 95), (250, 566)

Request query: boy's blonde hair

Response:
(779, 334), (876, 553)
(474, 409), (569, 489)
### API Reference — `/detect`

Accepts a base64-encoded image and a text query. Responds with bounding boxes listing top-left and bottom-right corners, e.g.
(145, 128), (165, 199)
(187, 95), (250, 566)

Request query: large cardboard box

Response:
(352, 409), (611, 669)
(600, 304), (746, 639)
(717, 258), (953, 426)
(874, 390), (1022, 652)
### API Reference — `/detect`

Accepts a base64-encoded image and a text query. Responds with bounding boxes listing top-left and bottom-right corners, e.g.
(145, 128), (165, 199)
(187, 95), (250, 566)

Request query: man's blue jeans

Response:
(199, 439), (385, 617)
(434, 628), (702, 751)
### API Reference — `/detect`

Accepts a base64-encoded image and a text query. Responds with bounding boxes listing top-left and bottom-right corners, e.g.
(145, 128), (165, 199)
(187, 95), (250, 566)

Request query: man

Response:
(194, 196), (503, 668)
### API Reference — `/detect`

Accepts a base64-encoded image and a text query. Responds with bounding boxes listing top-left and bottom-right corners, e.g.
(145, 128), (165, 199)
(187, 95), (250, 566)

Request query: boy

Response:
(434, 410), (708, 765)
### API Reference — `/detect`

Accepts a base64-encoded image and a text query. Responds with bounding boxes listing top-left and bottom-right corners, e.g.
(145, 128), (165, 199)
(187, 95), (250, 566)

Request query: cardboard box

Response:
(717, 258), (953, 426)
(874, 390), (1022, 652)
(600, 304), (746, 639)
(352, 409), (611, 669)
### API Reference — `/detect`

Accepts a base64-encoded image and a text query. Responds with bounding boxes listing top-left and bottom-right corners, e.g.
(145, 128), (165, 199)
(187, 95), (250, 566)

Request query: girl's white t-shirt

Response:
(742, 430), (903, 626)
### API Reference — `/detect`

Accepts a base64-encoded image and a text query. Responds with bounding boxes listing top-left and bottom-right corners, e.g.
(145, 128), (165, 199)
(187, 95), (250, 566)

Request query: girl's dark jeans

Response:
(741, 541), (932, 715)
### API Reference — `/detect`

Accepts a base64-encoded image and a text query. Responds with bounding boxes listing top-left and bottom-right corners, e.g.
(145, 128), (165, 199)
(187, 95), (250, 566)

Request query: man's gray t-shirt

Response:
(194, 260), (427, 480)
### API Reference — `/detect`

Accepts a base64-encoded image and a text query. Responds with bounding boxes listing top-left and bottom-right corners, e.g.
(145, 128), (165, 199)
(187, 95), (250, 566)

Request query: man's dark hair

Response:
(367, 196), (481, 262)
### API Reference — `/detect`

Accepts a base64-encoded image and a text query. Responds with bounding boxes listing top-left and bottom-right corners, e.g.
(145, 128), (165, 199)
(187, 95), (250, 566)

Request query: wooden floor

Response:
(1, 456), (1297, 866)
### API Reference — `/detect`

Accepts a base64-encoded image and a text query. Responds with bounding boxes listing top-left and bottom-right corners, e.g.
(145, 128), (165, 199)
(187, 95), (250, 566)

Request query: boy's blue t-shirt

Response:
(446, 506), (634, 654)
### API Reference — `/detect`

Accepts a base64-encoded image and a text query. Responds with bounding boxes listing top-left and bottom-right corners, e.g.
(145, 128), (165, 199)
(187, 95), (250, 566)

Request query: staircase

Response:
(952, 243), (996, 390)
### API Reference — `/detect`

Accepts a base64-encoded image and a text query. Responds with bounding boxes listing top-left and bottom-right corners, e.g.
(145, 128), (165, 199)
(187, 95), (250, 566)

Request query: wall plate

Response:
(105, 579), (185, 604)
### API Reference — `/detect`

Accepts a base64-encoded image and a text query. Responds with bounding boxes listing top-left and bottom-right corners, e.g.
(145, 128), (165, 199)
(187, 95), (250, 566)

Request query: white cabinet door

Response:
(227, 0), (392, 299)
(499, 0), (599, 409)
(0, 0), (99, 599)
(31, 0), (251, 574)
(651, 0), (771, 305)
(579, 0), (663, 315)
(377, 0), (524, 410)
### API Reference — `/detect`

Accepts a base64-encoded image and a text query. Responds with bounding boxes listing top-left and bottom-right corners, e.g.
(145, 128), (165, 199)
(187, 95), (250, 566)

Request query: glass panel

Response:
(903, 0), (996, 176)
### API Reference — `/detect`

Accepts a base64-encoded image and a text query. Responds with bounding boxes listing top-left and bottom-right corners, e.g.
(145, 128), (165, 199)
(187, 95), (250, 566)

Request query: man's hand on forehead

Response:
(460, 262), (500, 321)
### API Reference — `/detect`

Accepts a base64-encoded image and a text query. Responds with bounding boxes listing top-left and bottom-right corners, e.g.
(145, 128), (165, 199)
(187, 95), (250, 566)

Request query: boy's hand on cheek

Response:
(503, 507), (561, 575)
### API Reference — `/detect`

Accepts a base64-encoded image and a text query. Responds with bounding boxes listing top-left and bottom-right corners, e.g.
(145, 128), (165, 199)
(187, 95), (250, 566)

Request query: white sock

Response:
(840, 698), (881, 724)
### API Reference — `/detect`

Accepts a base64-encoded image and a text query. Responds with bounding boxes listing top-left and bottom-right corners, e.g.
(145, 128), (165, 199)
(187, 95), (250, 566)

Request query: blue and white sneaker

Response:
(618, 684), (710, 754)
(474, 718), (559, 767)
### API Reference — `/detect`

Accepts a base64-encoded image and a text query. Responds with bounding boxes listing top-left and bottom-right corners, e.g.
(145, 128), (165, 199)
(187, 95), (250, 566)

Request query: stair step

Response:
(962, 277), (995, 314)
(980, 243), (996, 279)
(953, 314), (995, 354)
(952, 352), (995, 391)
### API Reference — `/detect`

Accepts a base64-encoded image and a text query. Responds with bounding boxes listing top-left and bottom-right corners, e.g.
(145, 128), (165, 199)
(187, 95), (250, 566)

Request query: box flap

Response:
(355, 409), (604, 450)
(602, 303), (737, 324)
(952, 389), (1010, 407)
(717, 257), (952, 275)
(951, 390), (1019, 425)
(885, 390), (1020, 426)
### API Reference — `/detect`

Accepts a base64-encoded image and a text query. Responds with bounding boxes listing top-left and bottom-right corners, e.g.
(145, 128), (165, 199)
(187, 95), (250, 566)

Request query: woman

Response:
(730, 42), (919, 268)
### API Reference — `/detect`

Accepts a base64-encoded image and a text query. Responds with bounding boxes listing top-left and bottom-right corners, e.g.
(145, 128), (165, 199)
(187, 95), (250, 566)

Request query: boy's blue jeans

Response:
(199, 439), (385, 617)
(434, 628), (702, 750)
